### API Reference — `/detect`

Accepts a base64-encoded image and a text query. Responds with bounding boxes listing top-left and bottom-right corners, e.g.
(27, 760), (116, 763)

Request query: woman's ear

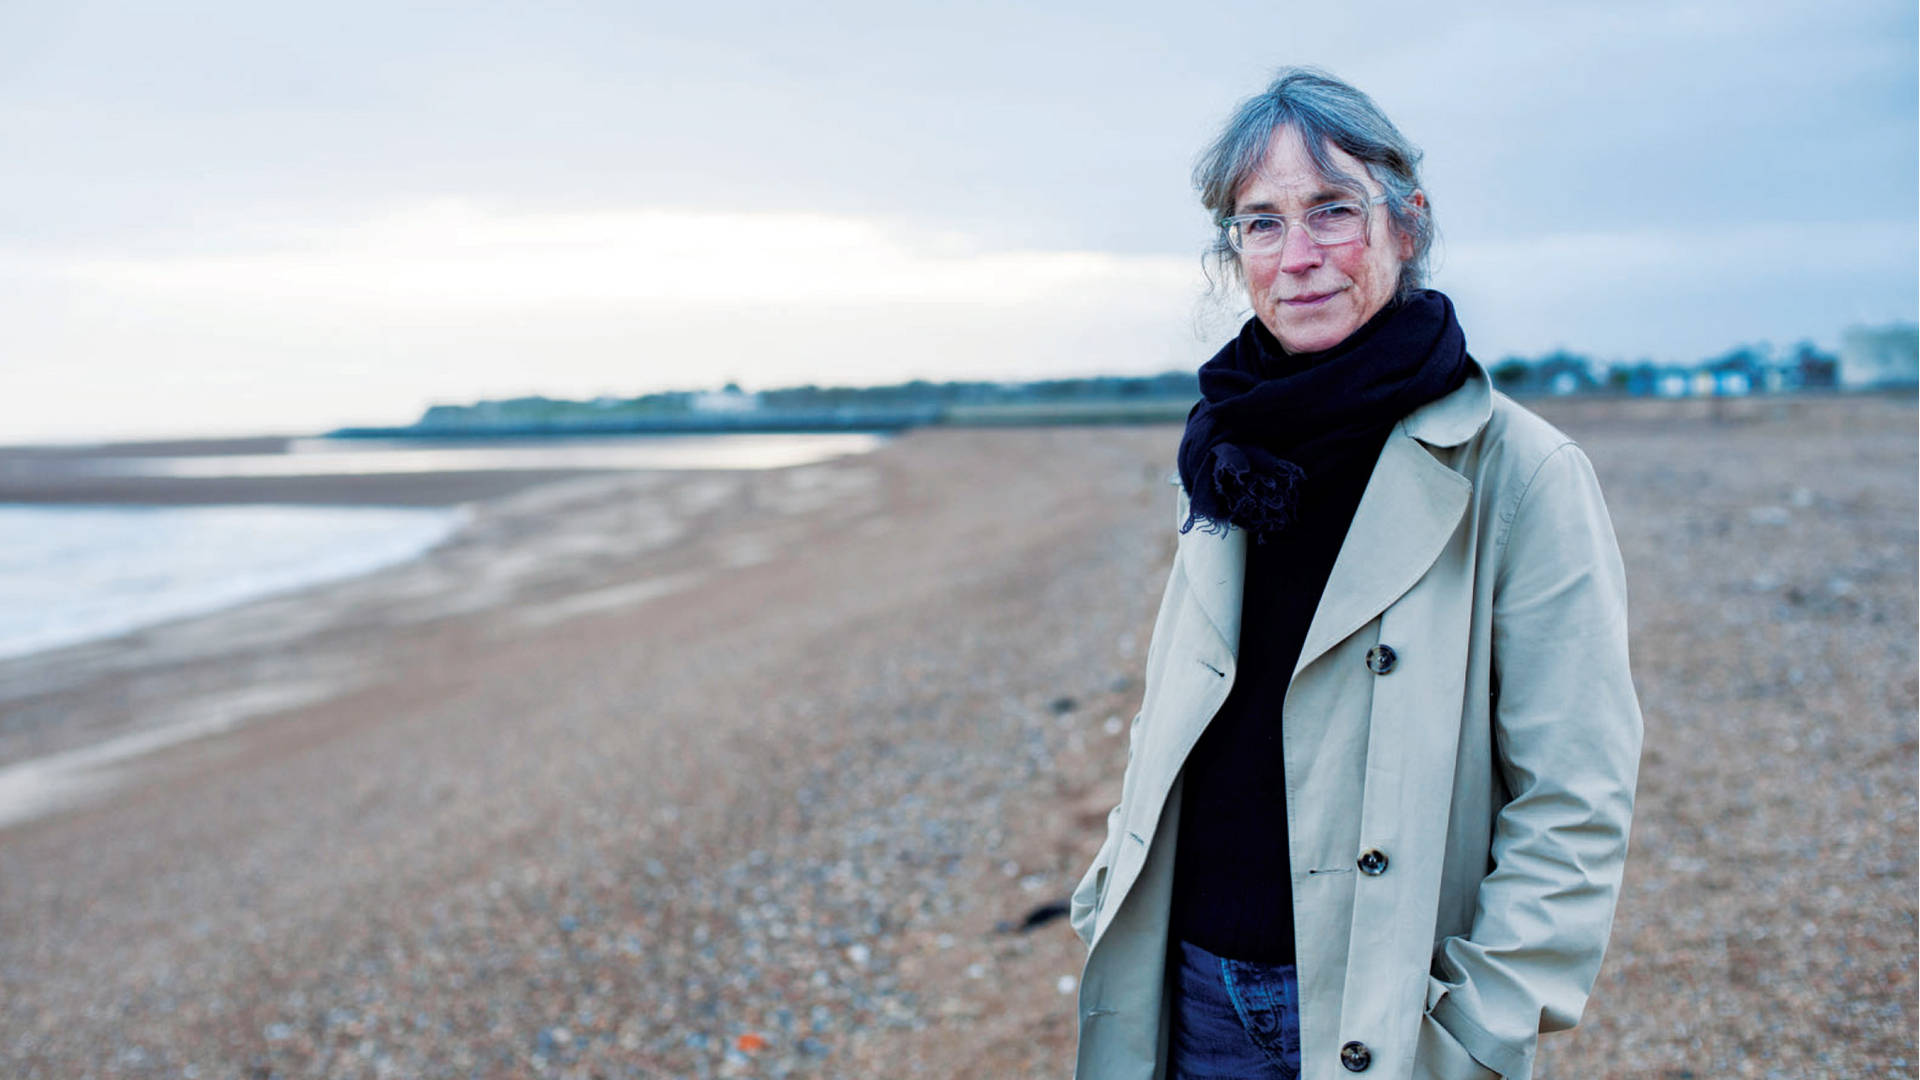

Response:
(1397, 189), (1427, 260)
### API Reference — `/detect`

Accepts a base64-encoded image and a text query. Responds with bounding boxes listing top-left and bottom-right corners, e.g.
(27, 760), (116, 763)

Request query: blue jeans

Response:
(1168, 939), (1302, 1079)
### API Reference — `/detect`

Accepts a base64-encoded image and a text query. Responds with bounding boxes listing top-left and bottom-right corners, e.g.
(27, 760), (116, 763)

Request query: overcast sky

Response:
(3, 0), (1914, 441)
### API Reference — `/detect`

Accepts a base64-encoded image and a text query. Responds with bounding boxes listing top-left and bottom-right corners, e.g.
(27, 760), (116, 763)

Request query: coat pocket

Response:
(1070, 784), (1132, 946)
(1412, 1011), (1499, 1080)
(1068, 825), (1114, 944)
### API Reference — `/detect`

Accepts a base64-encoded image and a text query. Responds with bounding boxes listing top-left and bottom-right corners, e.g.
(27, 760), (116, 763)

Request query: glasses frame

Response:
(1221, 192), (1390, 256)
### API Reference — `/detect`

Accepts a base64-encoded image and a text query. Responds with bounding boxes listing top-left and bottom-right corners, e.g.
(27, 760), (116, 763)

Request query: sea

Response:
(0, 433), (883, 662)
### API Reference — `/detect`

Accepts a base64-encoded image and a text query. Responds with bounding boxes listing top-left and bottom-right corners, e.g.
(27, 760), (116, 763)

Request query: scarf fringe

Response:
(1179, 451), (1306, 543)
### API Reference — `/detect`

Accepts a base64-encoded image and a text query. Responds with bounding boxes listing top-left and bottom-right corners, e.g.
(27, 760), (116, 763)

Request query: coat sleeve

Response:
(1429, 442), (1644, 1079)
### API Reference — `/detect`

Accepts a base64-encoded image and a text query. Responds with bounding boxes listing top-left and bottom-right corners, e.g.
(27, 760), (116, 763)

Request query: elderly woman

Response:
(1069, 69), (1642, 1080)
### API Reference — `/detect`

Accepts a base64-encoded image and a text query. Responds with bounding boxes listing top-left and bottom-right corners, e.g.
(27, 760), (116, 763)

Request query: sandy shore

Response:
(0, 397), (1913, 1078)
(0, 435), (642, 507)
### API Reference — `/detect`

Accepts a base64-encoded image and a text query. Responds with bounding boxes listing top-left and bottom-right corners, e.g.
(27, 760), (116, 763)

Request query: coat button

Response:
(1365, 644), (1397, 674)
(1341, 1040), (1372, 1071)
(1357, 849), (1389, 875)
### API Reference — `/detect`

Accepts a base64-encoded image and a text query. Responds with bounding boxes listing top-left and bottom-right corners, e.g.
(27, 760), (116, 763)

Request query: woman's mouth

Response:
(1281, 287), (1346, 307)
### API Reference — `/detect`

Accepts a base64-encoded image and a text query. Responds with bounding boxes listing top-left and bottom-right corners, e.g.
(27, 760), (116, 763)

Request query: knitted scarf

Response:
(1177, 289), (1470, 542)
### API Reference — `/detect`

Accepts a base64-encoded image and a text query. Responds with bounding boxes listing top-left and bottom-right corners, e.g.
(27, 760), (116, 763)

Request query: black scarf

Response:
(1177, 289), (1470, 542)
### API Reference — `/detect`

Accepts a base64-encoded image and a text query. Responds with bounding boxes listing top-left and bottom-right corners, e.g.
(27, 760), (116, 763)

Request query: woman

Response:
(1069, 69), (1642, 1080)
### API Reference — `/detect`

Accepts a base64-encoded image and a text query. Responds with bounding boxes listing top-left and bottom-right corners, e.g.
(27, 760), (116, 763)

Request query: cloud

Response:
(4, 204), (1215, 440)
(55, 202), (1201, 311)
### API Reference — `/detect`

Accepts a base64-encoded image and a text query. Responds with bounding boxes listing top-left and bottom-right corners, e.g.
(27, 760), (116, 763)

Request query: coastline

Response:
(0, 468), (606, 507)
(0, 434), (607, 505)
(1, 402), (1914, 1078)
(0, 431), (891, 673)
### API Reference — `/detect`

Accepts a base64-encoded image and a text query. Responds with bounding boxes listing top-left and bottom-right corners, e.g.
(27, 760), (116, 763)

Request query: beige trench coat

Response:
(1070, 361), (1642, 1080)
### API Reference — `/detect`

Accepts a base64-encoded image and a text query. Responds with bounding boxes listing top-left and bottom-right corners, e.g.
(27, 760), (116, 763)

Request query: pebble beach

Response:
(1, 394), (1914, 1079)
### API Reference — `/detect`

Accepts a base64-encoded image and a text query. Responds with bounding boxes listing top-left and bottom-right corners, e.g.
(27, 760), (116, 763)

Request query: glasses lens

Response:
(1303, 203), (1366, 244)
(1229, 217), (1286, 254)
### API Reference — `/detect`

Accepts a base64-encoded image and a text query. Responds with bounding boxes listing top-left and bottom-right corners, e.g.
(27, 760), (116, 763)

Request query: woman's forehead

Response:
(1233, 127), (1372, 211)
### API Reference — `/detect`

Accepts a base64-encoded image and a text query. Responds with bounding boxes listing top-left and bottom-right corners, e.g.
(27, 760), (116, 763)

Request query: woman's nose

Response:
(1277, 224), (1322, 273)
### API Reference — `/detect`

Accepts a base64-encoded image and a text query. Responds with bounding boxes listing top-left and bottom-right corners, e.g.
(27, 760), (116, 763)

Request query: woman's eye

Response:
(1244, 217), (1283, 233)
(1312, 205), (1361, 222)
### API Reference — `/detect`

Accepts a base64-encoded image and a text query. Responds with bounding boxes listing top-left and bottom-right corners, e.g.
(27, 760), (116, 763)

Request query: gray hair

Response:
(1194, 67), (1432, 301)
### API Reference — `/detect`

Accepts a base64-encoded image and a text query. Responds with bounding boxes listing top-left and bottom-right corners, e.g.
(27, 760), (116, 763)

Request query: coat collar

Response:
(1175, 359), (1493, 664)
(1400, 355), (1493, 449)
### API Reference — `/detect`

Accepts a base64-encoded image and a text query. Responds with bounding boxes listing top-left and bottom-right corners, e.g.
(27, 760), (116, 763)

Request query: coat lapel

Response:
(1181, 359), (1492, 675)
(1174, 490), (1248, 657)
(1292, 422), (1474, 681)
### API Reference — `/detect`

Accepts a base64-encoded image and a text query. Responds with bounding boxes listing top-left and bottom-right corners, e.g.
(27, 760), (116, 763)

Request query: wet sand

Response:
(0, 436), (650, 507)
(0, 397), (1914, 1078)
(0, 469), (603, 507)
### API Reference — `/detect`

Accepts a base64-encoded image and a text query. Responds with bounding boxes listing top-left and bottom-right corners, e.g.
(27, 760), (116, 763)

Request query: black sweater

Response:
(1167, 426), (1387, 964)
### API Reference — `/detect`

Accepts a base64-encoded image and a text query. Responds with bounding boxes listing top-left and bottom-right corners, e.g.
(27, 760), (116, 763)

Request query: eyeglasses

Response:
(1222, 193), (1389, 255)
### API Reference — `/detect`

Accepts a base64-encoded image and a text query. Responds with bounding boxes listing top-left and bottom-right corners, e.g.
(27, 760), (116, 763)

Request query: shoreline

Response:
(0, 432), (887, 506)
(0, 467), (609, 506)
(0, 432), (894, 723)
(0, 432), (607, 505)
(0, 502), (468, 666)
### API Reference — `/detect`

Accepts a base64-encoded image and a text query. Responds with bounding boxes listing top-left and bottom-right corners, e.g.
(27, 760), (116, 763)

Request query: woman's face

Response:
(1234, 126), (1419, 354)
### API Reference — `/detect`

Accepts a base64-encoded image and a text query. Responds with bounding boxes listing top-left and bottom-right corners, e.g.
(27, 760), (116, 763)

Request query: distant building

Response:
(1537, 353), (1598, 395)
(1490, 351), (1598, 396)
(1839, 324), (1920, 389)
(1703, 348), (1770, 396)
(691, 385), (762, 413)
(1617, 362), (1693, 397)
(1788, 343), (1840, 390)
